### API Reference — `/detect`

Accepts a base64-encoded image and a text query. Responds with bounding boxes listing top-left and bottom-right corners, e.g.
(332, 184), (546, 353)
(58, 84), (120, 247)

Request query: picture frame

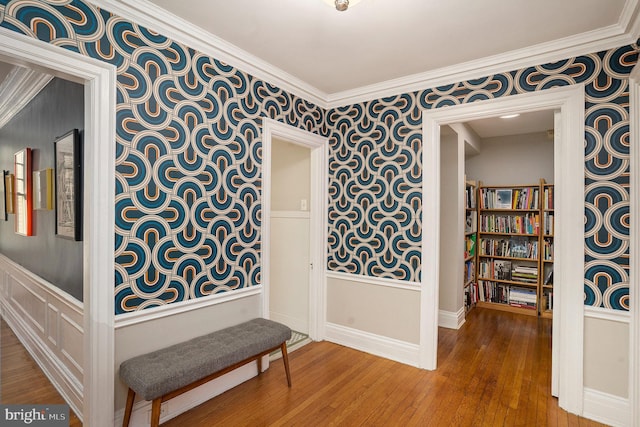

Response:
(1, 170), (8, 221)
(33, 168), (54, 210)
(14, 148), (33, 236)
(54, 129), (82, 241)
(5, 172), (14, 215)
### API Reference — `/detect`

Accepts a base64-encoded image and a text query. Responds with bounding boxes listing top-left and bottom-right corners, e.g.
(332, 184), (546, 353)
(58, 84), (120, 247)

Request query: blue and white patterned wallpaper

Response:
(0, 0), (326, 314)
(0, 0), (636, 311)
(327, 46), (638, 310)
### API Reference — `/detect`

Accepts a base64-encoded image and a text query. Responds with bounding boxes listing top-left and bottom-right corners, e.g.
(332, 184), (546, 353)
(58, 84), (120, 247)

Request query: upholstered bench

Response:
(119, 318), (292, 427)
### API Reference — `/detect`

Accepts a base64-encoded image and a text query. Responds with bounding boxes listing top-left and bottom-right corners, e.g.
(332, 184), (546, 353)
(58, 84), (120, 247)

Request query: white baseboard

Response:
(438, 308), (466, 330)
(583, 387), (630, 427)
(324, 322), (420, 367)
(0, 256), (84, 420)
(113, 362), (258, 427)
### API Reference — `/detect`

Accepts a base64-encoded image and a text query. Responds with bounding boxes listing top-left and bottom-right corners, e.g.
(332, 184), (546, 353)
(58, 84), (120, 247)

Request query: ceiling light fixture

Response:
(322, 0), (363, 11)
(499, 113), (521, 119)
(335, 0), (349, 11)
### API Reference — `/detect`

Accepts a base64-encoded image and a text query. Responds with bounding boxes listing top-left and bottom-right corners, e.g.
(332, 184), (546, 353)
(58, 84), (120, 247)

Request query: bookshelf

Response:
(464, 179), (478, 313)
(540, 183), (554, 318)
(475, 180), (545, 316)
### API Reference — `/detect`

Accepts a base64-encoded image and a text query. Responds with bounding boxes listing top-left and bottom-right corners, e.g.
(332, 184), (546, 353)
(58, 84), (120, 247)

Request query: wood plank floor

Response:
(1, 309), (606, 426)
(0, 318), (82, 426)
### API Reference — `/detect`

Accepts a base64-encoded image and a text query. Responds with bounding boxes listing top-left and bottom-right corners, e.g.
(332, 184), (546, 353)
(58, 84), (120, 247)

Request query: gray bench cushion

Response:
(119, 318), (291, 400)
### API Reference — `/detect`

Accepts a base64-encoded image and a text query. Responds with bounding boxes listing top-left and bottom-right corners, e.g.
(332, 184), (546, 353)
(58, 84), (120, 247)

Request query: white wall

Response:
(271, 138), (311, 211)
(438, 131), (463, 318)
(465, 132), (554, 185)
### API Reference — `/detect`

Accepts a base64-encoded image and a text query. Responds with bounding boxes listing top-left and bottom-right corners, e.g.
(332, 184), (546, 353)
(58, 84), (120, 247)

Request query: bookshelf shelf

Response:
(476, 301), (538, 316)
(479, 255), (537, 262)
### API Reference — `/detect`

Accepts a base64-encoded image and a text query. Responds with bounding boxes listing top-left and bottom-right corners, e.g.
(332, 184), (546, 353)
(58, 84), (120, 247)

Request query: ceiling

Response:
(3, 0), (640, 138)
(147, 0), (637, 96)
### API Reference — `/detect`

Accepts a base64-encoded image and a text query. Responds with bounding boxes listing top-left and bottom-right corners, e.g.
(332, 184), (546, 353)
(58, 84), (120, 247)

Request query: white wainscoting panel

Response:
(0, 255), (84, 419)
(113, 363), (257, 427)
(583, 387), (631, 427)
(325, 322), (420, 367)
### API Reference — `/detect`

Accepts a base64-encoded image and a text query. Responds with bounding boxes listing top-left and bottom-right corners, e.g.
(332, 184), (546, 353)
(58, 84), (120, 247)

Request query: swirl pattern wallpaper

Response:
(0, 0), (636, 312)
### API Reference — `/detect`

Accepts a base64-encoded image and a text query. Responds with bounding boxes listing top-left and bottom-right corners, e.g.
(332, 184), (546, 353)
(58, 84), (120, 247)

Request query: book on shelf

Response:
(465, 212), (477, 233)
(493, 259), (512, 280)
(509, 237), (538, 259)
(544, 186), (554, 210)
(543, 212), (554, 235)
(544, 269), (553, 285)
(543, 238), (553, 260)
(511, 265), (538, 283)
(495, 189), (512, 209)
(465, 234), (477, 258)
(464, 259), (476, 284)
(464, 282), (478, 310)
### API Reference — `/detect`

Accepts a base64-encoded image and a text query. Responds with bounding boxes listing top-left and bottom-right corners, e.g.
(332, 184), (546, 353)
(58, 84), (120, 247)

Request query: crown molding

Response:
(620, 0), (640, 36)
(0, 66), (52, 129)
(327, 22), (638, 107)
(90, 0), (639, 111)
(91, 0), (329, 108)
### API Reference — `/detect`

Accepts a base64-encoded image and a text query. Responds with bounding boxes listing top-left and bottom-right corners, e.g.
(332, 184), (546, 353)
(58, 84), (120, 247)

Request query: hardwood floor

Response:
(162, 308), (605, 427)
(1, 309), (606, 426)
(0, 318), (82, 426)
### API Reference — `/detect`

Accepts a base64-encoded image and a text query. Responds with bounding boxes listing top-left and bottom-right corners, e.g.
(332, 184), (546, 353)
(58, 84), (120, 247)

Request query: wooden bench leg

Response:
(281, 342), (292, 387)
(122, 388), (135, 427)
(257, 354), (263, 374)
(150, 398), (162, 427)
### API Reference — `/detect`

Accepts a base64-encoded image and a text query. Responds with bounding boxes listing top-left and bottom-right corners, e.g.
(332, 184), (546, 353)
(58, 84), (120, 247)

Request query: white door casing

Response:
(261, 118), (329, 341)
(421, 84), (585, 415)
(0, 28), (116, 426)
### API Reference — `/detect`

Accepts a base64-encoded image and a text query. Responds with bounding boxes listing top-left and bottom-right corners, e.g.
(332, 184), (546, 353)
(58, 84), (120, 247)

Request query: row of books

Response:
(509, 287), (537, 309)
(479, 187), (540, 210)
(465, 185), (476, 209)
(478, 260), (539, 284)
(477, 281), (538, 309)
(543, 212), (554, 235)
(464, 282), (479, 311)
(479, 213), (540, 235)
(479, 237), (538, 260)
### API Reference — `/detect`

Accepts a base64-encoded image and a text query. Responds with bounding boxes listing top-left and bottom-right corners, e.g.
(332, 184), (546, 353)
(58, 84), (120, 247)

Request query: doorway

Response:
(269, 137), (312, 346)
(0, 32), (116, 426)
(261, 118), (328, 343)
(421, 85), (586, 414)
